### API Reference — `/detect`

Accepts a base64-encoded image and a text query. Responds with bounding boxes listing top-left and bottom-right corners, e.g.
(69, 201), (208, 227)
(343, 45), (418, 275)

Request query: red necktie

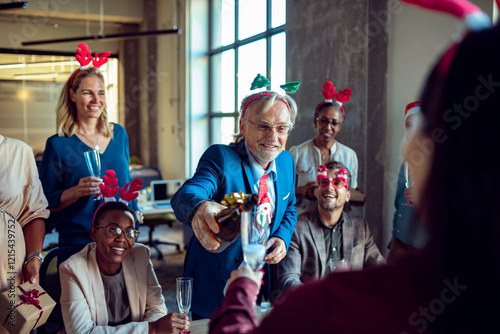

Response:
(257, 173), (272, 229)
(258, 173), (270, 206)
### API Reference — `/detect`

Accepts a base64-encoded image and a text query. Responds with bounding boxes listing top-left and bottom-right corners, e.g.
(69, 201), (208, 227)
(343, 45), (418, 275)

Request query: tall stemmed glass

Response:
(240, 210), (269, 272)
(84, 149), (102, 200)
(176, 277), (192, 325)
(404, 160), (414, 189)
(241, 210), (270, 313)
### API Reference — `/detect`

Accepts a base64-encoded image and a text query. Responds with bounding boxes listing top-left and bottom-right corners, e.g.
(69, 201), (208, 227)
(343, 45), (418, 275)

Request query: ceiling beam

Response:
(22, 28), (181, 46)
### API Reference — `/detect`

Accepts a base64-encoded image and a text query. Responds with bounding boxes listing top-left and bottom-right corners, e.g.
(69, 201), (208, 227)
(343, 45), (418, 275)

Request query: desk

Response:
(187, 308), (269, 333)
(189, 319), (210, 334)
(138, 202), (181, 257)
(139, 202), (174, 215)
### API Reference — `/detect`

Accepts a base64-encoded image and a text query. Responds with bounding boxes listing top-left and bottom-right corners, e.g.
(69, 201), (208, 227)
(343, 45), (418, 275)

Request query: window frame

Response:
(207, 0), (285, 144)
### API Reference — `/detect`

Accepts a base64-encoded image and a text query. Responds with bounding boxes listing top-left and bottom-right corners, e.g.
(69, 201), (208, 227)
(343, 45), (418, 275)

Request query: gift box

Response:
(0, 282), (56, 334)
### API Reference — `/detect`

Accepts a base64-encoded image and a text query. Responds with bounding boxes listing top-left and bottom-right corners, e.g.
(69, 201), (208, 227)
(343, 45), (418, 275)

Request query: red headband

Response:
(315, 81), (352, 119)
(241, 92), (290, 119)
(69, 43), (111, 88)
(92, 170), (143, 227)
(399, 0), (480, 18)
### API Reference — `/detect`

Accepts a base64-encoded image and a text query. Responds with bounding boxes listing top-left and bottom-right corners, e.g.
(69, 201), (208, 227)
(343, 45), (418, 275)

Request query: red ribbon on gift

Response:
(2, 286), (46, 331)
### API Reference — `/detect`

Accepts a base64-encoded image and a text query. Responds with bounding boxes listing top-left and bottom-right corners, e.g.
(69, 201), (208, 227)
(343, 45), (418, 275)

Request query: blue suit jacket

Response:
(171, 141), (297, 318)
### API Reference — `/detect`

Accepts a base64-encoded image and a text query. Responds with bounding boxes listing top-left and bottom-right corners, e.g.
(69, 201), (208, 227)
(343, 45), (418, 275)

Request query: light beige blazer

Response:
(59, 243), (168, 334)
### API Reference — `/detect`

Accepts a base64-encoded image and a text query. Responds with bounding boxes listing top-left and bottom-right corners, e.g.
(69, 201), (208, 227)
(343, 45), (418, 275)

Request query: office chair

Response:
(36, 245), (84, 334)
(130, 166), (182, 260)
(129, 166), (164, 188)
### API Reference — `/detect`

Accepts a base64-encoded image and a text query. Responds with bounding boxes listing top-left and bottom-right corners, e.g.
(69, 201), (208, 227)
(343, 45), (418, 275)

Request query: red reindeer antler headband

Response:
(93, 170), (143, 226)
(316, 81), (352, 119)
(119, 179), (143, 204)
(69, 43), (111, 87)
(100, 170), (120, 201)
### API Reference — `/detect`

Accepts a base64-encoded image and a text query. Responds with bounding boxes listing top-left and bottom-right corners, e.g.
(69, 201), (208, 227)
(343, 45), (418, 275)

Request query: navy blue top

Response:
(40, 123), (139, 246)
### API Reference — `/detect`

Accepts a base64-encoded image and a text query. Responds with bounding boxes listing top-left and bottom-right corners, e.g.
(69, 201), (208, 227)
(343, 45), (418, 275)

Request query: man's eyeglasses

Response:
(317, 177), (348, 190)
(94, 224), (140, 242)
(245, 119), (291, 136)
(316, 117), (342, 128)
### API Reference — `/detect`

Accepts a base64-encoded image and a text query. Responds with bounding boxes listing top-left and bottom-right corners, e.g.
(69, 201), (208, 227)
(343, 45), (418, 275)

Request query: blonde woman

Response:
(40, 50), (141, 248)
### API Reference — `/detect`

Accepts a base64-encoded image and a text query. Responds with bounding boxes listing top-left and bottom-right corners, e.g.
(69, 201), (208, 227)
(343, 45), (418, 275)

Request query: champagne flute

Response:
(240, 211), (268, 272)
(241, 210), (271, 313)
(404, 160), (414, 188)
(84, 149), (102, 200)
(176, 277), (192, 322)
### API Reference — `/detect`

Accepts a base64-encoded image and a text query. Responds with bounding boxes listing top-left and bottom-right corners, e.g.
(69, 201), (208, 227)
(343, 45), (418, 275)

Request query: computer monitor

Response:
(150, 179), (183, 208)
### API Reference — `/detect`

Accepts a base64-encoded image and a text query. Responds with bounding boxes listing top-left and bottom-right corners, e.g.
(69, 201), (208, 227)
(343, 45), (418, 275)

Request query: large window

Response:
(209, 0), (286, 144)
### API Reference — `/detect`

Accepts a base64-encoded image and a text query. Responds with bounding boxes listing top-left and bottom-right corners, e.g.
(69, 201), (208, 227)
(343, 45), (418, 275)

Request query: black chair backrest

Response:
(37, 245), (84, 334)
(130, 166), (163, 188)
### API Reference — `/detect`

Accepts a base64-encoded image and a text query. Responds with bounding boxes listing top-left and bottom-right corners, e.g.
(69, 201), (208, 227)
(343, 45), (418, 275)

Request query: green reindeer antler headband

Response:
(242, 74), (300, 118)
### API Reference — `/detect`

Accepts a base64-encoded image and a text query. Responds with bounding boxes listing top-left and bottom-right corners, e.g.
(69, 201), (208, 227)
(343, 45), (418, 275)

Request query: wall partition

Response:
(0, 53), (118, 154)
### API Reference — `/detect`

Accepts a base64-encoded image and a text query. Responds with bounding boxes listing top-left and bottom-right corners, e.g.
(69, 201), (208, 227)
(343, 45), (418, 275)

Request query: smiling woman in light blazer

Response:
(59, 201), (189, 334)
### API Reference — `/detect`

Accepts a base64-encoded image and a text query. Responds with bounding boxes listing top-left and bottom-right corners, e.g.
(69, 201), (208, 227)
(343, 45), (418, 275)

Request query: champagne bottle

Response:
(214, 192), (259, 243)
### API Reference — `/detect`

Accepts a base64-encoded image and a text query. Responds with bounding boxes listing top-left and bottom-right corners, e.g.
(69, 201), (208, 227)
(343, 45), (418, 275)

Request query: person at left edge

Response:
(1, 134), (49, 298)
(40, 45), (141, 248)
(171, 90), (298, 319)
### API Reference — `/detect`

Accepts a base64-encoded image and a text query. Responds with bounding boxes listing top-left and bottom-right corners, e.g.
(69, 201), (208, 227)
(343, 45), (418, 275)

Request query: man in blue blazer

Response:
(171, 90), (298, 319)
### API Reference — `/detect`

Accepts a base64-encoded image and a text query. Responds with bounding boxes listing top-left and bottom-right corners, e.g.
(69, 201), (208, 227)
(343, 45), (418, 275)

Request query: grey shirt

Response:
(100, 267), (131, 326)
(321, 215), (344, 273)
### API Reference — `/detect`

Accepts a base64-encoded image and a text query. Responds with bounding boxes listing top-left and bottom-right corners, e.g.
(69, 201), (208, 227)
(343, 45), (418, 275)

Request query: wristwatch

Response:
(24, 251), (44, 267)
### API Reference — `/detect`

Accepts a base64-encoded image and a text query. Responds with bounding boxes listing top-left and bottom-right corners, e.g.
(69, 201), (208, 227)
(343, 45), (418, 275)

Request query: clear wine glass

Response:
(241, 210), (271, 314)
(404, 160), (414, 189)
(240, 210), (269, 272)
(84, 149), (102, 200)
(176, 277), (192, 322)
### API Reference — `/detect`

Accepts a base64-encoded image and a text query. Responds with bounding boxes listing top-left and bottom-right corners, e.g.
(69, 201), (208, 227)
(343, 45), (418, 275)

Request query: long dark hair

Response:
(417, 23), (500, 331)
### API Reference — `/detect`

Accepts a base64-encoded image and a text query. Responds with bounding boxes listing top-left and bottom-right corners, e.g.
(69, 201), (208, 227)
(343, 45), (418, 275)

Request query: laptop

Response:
(150, 179), (183, 209)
